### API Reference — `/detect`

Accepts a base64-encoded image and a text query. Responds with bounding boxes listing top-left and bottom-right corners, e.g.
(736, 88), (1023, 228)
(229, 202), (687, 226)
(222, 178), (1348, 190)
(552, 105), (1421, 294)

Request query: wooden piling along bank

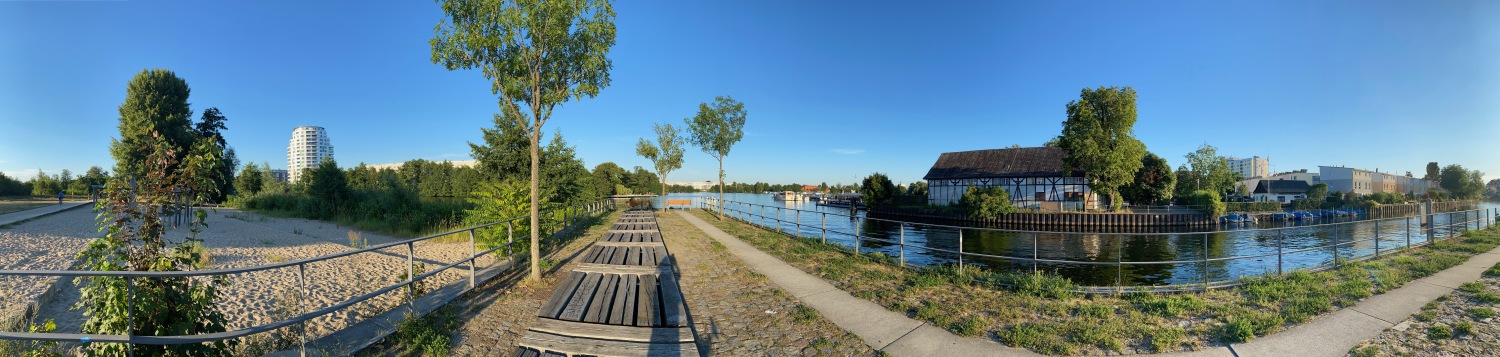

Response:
(868, 207), (1214, 227)
(516, 209), (698, 357)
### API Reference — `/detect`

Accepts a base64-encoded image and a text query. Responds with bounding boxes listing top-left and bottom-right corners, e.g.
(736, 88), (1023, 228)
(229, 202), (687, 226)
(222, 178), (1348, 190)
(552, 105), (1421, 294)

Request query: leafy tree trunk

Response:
(529, 130), (541, 281)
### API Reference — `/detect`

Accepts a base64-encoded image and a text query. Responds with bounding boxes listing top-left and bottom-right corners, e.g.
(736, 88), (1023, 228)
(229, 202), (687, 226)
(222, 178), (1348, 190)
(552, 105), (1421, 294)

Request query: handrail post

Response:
(127, 275), (135, 357)
(1277, 229), (1283, 275)
(298, 263), (308, 357)
(796, 209), (801, 238)
(1202, 233), (1209, 291)
(468, 229), (477, 289)
(777, 207), (782, 232)
(1116, 234), (1123, 292)
(957, 229), (964, 273)
(1406, 216), (1412, 249)
(899, 223), (906, 266)
(406, 241), (415, 304)
(1032, 233), (1039, 273)
(507, 221), (514, 259)
(1375, 219), (1381, 258)
(1338, 220), (1350, 267)
(854, 219), (862, 254)
(821, 212), (827, 244)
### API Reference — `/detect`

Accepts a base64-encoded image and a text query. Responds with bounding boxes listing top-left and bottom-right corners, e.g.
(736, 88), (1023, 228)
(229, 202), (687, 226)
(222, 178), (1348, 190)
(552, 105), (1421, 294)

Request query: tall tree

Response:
(234, 162), (264, 196)
(1183, 143), (1234, 195)
(1058, 86), (1146, 211)
(684, 96), (747, 219)
(636, 122), (684, 208)
(591, 162), (627, 197)
(432, 0), (616, 281)
(1424, 162), (1440, 181)
(1122, 152), (1176, 205)
(859, 172), (896, 208)
(194, 108), (236, 202)
(110, 69), (197, 181)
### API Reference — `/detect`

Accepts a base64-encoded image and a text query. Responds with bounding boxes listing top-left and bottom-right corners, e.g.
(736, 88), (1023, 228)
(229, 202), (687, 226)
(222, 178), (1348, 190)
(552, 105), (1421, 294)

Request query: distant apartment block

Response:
(1319, 166), (1432, 196)
(287, 126), (334, 183)
(665, 181), (717, 191)
(1225, 156), (1269, 179)
(269, 169), (289, 183)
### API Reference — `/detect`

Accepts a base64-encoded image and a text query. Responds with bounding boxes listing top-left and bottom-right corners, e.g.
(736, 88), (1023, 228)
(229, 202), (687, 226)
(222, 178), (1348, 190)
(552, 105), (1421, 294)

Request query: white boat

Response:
(772, 191), (808, 201)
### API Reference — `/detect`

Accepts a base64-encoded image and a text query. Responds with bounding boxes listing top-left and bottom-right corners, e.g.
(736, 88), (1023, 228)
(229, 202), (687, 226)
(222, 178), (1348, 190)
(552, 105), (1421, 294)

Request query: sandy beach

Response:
(2, 206), (498, 350)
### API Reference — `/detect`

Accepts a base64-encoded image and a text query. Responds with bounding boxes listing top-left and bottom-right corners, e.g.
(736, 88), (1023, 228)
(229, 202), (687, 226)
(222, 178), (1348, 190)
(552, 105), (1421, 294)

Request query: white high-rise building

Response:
(287, 126), (334, 183)
(1225, 156), (1269, 179)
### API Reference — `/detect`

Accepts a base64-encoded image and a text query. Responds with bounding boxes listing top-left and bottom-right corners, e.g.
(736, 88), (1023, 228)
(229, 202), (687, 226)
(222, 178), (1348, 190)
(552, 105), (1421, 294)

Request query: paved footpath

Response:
(0, 201), (91, 227)
(677, 210), (1500, 357)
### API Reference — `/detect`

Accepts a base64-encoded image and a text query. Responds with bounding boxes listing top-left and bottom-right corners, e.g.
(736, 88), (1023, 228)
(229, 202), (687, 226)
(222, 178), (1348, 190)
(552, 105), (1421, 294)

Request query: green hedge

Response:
(1226, 202), (1282, 212)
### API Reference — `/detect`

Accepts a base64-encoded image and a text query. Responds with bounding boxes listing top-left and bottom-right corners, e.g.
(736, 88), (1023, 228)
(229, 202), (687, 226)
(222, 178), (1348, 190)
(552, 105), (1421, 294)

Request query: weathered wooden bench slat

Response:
(637, 274), (657, 327)
(539, 272), (585, 319)
(610, 246), (628, 265)
(515, 346), (540, 357)
(626, 246), (641, 266)
(518, 330), (700, 357)
(559, 273), (602, 321)
(529, 318), (696, 343)
(610, 274), (635, 326)
(583, 274), (618, 324)
(658, 273), (687, 327)
(573, 263), (671, 275)
(636, 274), (654, 327)
(542, 350), (565, 357)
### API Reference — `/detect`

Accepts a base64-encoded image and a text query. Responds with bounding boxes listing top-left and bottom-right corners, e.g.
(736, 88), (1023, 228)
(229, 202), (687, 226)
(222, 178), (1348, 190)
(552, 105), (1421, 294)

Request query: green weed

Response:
(790, 305), (820, 324)
(1473, 292), (1500, 304)
(1455, 321), (1473, 336)
(951, 317), (987, 337)
(1427, 325), (1452, 340)
(1148, 327), (1185, 352)
(1459, 281), (1486, 293)
(1469, 307), (1494, 319)
(1071, 304), (1113, 319)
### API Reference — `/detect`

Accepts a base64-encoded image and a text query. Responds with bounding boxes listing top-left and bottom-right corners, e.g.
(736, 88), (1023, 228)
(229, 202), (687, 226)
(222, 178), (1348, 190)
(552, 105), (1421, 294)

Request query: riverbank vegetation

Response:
(690, 208), (1500, 355)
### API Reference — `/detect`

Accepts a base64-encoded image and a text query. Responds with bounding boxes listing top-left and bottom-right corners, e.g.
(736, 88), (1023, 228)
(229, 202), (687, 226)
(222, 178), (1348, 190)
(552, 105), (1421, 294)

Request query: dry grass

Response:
(688, 209), (1500, 355)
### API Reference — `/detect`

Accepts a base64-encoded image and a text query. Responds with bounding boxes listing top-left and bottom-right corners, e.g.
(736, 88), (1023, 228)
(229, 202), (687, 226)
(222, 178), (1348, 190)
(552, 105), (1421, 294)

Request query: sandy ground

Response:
(3, 206), (496, 351)
(0, 208), (102, 324)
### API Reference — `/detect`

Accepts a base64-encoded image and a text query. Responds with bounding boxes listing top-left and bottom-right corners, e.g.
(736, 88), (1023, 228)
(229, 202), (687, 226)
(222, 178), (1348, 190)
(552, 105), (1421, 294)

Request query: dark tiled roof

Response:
(922, 147), (1079, 180)
(1254, 180), (1311, 194)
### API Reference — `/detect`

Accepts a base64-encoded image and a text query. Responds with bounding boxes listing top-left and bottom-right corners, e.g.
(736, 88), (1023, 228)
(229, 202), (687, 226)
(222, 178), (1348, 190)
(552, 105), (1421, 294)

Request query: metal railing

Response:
(0, 198), (617, 355)
(702, 198), (1495, 292)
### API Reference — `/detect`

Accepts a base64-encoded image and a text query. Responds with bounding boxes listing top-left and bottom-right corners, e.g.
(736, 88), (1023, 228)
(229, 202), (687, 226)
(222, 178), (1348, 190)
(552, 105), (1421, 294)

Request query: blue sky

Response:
(2, 1), (1498, 187)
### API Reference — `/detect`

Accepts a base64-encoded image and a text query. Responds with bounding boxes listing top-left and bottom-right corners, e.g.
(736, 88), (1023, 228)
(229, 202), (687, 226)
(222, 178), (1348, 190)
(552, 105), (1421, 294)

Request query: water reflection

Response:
(677, 193), (1499, 287)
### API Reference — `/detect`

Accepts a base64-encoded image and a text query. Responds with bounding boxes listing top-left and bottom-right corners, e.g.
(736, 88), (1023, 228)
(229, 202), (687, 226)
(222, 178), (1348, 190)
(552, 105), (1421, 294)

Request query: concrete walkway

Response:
(677, 210), (1500, 357)
(0, 201), (92, 227)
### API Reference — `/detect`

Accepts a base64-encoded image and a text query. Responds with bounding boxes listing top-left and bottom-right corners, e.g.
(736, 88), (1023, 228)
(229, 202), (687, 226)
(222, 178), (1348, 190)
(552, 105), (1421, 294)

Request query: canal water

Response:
(667, 192), (1500, 287)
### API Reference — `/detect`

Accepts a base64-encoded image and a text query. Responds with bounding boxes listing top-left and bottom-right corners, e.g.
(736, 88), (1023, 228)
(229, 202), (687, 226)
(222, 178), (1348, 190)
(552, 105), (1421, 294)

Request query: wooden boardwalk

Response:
(516, 210), (699, 357)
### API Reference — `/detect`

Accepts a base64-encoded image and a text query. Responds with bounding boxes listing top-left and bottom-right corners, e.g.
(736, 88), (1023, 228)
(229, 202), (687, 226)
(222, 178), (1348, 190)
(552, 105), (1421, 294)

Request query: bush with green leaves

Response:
(1187, 190), (1226, 218)
(76, 133), (234, 356)
(959, 185), (1017, 219)
(859, 172), (897, 208)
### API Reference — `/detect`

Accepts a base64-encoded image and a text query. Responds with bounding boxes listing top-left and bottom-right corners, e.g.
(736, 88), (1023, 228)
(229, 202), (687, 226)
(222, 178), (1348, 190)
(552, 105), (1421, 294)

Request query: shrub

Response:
(859, 172), (897, 208)
(951, 317), (987, 337)
(1187, 190), (1225, 218)
(959, 185), (1017, 219)
(1455, 321), (1473, 335)
(790, 305), (820, 324)
(1427, 325), (1452, 340)
(1470, 307), (1495, 319)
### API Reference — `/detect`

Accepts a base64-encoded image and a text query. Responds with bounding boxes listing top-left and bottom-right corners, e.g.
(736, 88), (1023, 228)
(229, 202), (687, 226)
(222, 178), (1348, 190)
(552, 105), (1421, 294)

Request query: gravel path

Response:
(656, 211), (874, 356)
(6, 207), (489, 353)
(1350, 264), (1500, 356)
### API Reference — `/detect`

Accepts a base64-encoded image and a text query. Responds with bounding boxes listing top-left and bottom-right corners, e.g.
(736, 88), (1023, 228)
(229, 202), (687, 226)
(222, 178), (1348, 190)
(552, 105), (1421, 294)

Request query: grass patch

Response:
(1349, 344), (1378, 357)
(685, 209), (1500, 356)
(1485, 261), (1500, 277)
(790, 305), (820, 324)
(266, 254), (289, 264)
(388, 307), (459, 357)
(1469, 307), (1494, 319)
(1427, 325), (1452, 340)
(1472, 291), (1500, 304)
(1454, 321), (1473, 336)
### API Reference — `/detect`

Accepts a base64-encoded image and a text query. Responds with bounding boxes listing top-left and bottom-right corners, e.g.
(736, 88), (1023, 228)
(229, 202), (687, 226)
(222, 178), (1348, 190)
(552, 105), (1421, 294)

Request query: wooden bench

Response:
(517, 213), (698, 357)
(665, 199), (693, 210)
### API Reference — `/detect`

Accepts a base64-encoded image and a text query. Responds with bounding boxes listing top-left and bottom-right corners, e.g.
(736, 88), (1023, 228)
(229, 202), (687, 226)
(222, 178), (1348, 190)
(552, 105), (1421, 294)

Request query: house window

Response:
(1278, 196), (1286, 202)
(1035, 192), (1046, 201)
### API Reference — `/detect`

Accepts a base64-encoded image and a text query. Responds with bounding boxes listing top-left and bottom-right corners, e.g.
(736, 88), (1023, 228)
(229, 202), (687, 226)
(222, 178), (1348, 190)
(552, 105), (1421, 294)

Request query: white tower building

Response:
(287, 126), (334, 183)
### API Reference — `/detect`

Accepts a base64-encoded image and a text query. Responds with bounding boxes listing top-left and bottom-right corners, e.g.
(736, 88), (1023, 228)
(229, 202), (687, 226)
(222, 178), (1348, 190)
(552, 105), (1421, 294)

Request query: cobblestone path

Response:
(1351, 262), (1500, 356)
(656, 211), (875, 356)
